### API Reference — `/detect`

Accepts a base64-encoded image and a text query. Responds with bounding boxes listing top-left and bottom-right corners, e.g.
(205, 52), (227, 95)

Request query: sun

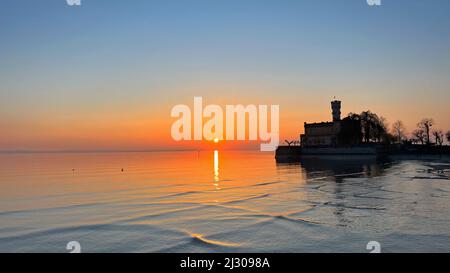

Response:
(213, 138), (220, 143)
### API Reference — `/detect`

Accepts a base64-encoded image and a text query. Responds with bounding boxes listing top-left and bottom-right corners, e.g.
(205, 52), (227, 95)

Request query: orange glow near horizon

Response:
(1, 94), (449, 151)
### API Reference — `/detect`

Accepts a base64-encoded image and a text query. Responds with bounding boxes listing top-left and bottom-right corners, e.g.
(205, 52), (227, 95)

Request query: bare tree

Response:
(285, 140), (294, 146)
(348, 111), (388, 143)
(412, 129), (426, 145)
(447, 131), (450, 143)
(417, 118), (434, 145)
(285, 140), (300, 146)
(433, 130), (444, 146)
(391, 120), (406, 143)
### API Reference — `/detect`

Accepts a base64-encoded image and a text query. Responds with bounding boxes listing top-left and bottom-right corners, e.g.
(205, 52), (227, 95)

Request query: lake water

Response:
(0, 151), (449, 253)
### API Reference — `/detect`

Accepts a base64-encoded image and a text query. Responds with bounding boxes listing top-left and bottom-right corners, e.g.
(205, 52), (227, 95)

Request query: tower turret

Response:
(331, 100), (341, 122)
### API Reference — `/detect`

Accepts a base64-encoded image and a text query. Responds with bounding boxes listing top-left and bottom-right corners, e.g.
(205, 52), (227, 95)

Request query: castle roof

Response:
(304, 121), (335, 128)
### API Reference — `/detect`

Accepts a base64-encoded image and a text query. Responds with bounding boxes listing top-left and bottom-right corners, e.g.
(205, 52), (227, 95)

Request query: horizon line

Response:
(0, 147), (262, 154)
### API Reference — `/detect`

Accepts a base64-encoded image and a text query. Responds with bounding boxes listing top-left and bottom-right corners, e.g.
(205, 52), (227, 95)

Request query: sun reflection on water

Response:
(213, 150), (220, 190)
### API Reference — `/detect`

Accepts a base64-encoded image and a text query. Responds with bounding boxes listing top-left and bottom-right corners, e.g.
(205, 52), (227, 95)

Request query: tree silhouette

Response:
(285, 140), (299, 146)
(412, 129), (426, 144)
(432, 130), (444, 146)
(417, 118), (434, 145)
(338, 117), (363, 145)
(392, 120), (406, 143)
(348, 111), (388, 143)
(447, 131), (450, 143)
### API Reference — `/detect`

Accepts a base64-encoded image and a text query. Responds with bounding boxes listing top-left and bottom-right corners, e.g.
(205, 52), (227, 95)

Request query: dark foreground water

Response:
(0, 151), (449, 253)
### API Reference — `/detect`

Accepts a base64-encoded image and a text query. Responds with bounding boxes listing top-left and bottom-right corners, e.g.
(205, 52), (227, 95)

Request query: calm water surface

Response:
(0, 151), (449, 252)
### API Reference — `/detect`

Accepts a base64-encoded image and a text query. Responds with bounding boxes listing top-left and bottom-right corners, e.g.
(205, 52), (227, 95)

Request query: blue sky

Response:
(1, 0), (449, 150)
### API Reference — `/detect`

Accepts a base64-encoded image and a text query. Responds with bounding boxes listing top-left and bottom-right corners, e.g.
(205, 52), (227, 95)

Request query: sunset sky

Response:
(1, 0), (449, 151)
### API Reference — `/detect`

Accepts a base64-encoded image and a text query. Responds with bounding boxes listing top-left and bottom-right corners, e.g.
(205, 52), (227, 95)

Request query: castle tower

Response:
(331, 100), (341, 122)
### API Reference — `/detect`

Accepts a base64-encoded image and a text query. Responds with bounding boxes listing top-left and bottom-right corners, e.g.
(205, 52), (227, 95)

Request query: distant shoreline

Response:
(275, 144), (450, 162)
